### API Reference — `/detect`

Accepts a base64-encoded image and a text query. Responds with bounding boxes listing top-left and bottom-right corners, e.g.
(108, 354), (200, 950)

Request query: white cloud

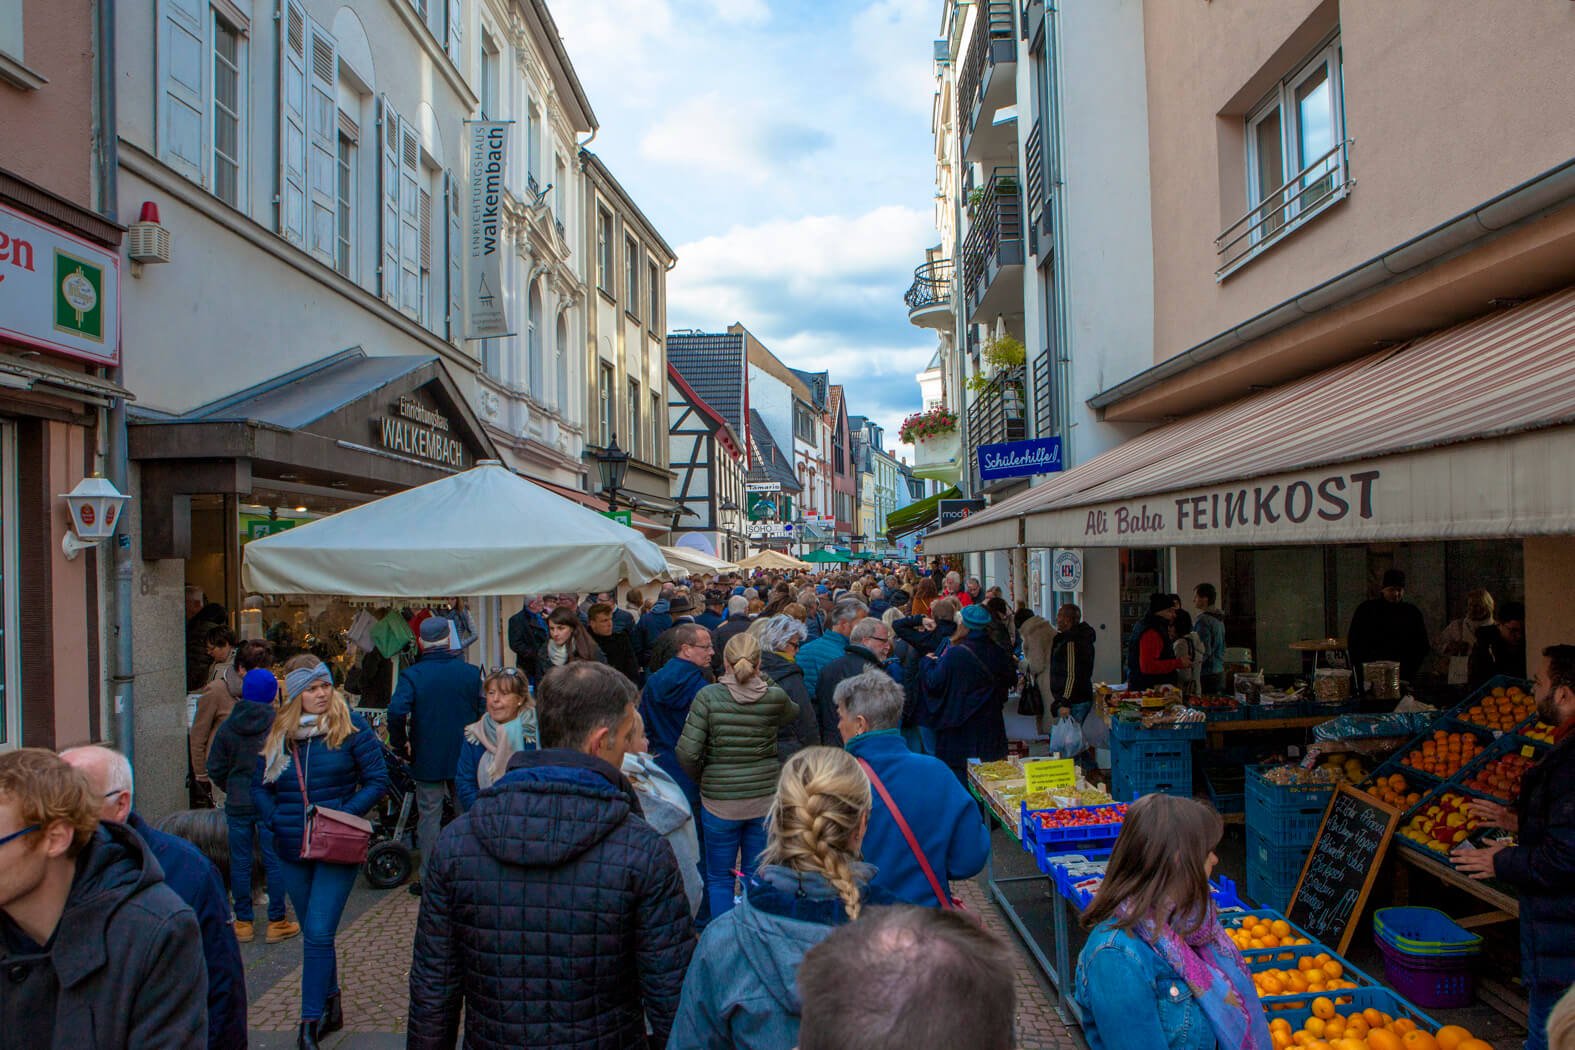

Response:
(706, 0), (770, 26)
(638, 93), (831, 183)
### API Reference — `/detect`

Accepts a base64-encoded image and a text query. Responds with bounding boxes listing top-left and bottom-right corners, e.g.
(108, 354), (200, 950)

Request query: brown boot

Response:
(267, 918), (301, 943)
(232, 920), (254, 942)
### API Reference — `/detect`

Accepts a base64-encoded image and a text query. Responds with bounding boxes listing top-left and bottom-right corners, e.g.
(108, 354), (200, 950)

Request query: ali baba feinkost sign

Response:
(1080, 468), (1381, 541)
(374, 394), (468, 469)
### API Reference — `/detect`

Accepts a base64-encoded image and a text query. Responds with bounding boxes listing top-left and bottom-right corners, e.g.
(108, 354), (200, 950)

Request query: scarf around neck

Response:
(262, 715), (329, 783)
(547, 640), (570, 666)
(466, 708), (538, 790)
(720, 670), (769, 705)
(1123, 902), (1271, 1050)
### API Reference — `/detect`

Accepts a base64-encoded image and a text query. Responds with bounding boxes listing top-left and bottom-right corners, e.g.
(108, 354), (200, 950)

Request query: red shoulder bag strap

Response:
(855, 756), (953, 910)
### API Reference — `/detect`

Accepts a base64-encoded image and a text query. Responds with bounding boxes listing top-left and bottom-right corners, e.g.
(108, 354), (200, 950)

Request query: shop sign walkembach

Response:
(977, 436), (1063, 482)
(0, 202), (120, 364)
(374, 394), (468, 469)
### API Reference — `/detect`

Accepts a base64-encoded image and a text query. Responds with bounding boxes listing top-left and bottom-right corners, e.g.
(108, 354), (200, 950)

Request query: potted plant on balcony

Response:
(982, 334), (1025, 370)
(899, 405), (962, 480)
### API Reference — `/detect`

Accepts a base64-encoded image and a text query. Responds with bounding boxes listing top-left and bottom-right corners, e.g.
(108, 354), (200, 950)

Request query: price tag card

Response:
(1024, 758), (1077, 793)
(1522, 745), (1537, 758)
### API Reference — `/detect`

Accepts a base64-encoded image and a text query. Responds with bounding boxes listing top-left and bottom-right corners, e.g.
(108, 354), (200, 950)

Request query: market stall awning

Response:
(660, 545), (739, 576)
(885, 485), (961, 540)
(737, 549), (812, 571)
(802, 548), (851, 564)
(926, 289), (1575, 554)
(241, 461), (671, 596)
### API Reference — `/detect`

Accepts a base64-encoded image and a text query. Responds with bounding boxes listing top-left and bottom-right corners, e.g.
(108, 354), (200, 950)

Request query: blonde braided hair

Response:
(759, 747), (872, 920)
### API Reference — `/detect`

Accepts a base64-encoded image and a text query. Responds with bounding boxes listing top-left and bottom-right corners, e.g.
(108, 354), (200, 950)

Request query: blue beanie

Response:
(241, 668), (280, 704)
(285, 662), (333, 700)
(961, 604), (992, 629)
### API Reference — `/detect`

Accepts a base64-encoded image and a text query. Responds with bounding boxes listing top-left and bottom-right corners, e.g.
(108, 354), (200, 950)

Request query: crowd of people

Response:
(6, 563), (1570, 1050)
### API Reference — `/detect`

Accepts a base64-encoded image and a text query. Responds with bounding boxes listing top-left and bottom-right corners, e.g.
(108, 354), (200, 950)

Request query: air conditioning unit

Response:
(127, 202), (172, 264)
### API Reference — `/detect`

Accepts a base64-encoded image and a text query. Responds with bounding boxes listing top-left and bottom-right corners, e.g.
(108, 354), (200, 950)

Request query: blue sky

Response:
(553, 0), (942, 459)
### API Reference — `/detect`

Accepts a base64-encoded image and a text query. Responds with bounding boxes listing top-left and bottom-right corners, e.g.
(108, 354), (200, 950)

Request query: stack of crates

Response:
(1245, 765), (1335, 910)
(1109, 721), (1205, 801)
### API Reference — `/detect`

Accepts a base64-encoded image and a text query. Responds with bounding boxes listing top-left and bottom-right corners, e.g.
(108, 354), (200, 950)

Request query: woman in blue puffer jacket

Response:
(255, 660), (388, 1049)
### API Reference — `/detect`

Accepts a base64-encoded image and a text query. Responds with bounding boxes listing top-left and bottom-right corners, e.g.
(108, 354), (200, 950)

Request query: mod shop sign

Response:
(1081, 469), (1382, 540)
(0, 203), (120, 365)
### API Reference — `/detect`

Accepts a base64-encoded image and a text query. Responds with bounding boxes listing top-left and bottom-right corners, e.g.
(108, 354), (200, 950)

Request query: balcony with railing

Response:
(958, 0), (1016, 162)
(1024, 117), (1053, 244)
(1215, 139), (1352, 280)
(904, 258), (953, 330)
(967, 365), (1028, 491)
(961, 168), (1025, 322)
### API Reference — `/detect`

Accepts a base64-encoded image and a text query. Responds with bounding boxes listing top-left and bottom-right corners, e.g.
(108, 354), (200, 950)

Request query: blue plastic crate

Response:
(1260, 986), (1439, 1029)
(1220, 910), (1322, 958)
(1373, 907), (1484, 956)
(1246, 765), (1335, 845)
(1251, 700), (1308, 719)
(1247, 866), (1299, 913)
(1021, 801), (1128, 849)
(1248, 944), (1382, 1004)
(1246, 764), (1338, 811)
(1204, 766), (1246, 814)
(1110, 719), (1206, 743)
(1111, 761), (1194, 802)
(1111, 727), (1197, 802)
(1247, 827), (1311, 888)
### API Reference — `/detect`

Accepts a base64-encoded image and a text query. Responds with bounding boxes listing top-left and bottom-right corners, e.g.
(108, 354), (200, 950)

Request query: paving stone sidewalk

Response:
(247, 877), (1086, 1049)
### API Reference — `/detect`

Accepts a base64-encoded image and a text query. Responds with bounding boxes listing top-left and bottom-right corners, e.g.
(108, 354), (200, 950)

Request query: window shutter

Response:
(377, 95), (400, 305)
(305, 19), (338, 264)
(399, 118), (423, 319)
(445, 0), (462, 65)
(158, 0), (207, 180)
(277, 0), (307, 244)
(445, 170), (463, 343)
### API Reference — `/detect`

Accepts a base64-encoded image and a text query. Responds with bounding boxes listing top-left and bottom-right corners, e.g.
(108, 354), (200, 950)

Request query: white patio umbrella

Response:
(242, 460), (670, 597)
(659, 545), (739, 576)
(736, 549), (812, 572)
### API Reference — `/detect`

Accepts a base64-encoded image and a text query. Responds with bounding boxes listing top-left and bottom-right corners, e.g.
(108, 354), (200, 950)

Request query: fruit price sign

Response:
(1022, 758), (1076, 793)
(1288, 785), (1401, 954)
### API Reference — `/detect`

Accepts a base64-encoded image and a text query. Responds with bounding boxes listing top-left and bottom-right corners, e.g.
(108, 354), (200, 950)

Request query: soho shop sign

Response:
(1083, 469), (1381, 539)
(373, 395), (468, 469)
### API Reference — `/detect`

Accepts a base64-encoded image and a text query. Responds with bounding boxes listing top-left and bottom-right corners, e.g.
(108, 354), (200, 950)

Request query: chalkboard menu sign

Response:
(1287, 784), (1401, 954)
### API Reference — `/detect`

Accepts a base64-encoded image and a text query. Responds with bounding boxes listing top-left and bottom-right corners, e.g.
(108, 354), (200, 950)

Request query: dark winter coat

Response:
(922, 631), (1015, 771)
(205, 699), (276, 817)
(647, 617), (702, 676)
(128, 812), (247, 1050)
(894, 614), (956, 728)
(594, 627), (644, 686)
(795, 630), (848, 699)
(635, 601), (676, 667)
(388, 648), (484, 781)
(813, 644), (889, 747)
(186, 603), (227, 691)
(711, 614), (755, 673)
(758, 650), (820, 761)
(1051, 621), (1098, 706)
(507, 604), (548, 682)
(1346, 596), (1431, 685)
(845, 730), (991, 906)
(406, 749), (695, 1050)
(0, 821), (208, 1050)
(253, 715), (390, 863)
(696, 608), (726, 632)
(1495, 728), (1575, 990)
(676, 679), (798, 800)
(1126, 615), (1180, 691)
(1468, 623), (1528, 689)
(642, 656), (713, 759)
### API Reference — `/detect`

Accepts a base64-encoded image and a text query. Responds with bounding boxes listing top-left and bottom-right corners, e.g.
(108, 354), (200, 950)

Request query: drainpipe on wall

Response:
(96, 0), (135, 763)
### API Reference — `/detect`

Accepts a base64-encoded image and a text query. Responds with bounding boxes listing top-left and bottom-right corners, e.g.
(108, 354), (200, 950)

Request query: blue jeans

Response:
(226, 811), (286, 922)
(276, 857), (359, 1021)
(1525, 981), (1563, 1050)
(700, 808), (767, 920)
(901, 726), (936, 756)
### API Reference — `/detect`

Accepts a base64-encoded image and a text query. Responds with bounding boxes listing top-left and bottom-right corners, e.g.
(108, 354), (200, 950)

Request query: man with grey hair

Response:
(797, 599), (869, 699)
(711, 594), (755, 671)
(836, 671), (991, 906)
(814, 618), (896, 747)
(61, 745), (250, 1048)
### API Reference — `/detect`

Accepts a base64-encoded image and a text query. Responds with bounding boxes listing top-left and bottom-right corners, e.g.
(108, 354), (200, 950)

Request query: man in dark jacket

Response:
(588, 602), (642, 685)
(0, 748), (208, 1050)
(814, 618), (895, 747)
(1468, 600), (1527, 688)
(696, 590), (728, 632)
(641, 624), (714, 814)
(1346, 569), (1431, 688)
(645, 596), (700, 674)
(508, 596), (550, 684)
(635, 596), (677, 669)
(1128, 593), (1189, 689)
(408, 662), (694, 1050)
(206, 667), (296, 942)
(923, 605), (1017, 781)
(63, 745), (247, 1050)
(185, 585), (228, 691)
(1455, 643), (1575, 1050)
(1049, 604), (1097, 714)
(710, 595), (755, 671)
(390, 617), (484, 894)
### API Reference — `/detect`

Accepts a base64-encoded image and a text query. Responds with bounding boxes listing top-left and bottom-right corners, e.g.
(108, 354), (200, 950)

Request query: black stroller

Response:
(359, 709), (418, 889)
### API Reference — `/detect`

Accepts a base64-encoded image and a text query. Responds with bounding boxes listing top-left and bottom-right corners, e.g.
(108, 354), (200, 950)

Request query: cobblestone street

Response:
(244, 874), (1086, 1049)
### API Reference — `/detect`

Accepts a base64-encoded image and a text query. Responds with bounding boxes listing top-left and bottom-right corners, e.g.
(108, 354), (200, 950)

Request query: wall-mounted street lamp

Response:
(61, 475), (130, 560)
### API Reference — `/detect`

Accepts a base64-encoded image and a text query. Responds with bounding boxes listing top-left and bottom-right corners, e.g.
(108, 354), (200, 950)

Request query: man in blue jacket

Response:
(835, 671), (990, 907)
(62, 745), (247, 1050)
(797, 599), (868, 697)
(390, 617), (483, 895)
(640, 623), (714, 821)
(635, 595), (676, 669)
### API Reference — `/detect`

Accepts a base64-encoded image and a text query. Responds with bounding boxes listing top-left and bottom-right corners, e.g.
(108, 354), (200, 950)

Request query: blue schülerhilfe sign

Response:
(977, 437), (1063, 481)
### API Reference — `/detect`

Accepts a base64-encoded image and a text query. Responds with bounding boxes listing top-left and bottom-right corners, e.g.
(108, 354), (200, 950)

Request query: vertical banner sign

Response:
(466, 121), (513, 339)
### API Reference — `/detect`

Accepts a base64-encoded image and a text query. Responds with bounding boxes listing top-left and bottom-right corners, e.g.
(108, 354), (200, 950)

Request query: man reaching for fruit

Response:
(1452, 644), (1575, 1050)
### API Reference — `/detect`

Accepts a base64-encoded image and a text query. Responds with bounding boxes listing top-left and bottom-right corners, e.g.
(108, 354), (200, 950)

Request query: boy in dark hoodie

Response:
(206, 664), (297, 943)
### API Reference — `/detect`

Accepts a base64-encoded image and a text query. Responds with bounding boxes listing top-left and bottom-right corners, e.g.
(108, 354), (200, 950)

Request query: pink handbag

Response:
(293, 743), (373, 865)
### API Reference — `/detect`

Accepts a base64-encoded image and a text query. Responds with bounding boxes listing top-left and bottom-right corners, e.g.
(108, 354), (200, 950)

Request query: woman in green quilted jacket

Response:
(678, 631), (800, 919)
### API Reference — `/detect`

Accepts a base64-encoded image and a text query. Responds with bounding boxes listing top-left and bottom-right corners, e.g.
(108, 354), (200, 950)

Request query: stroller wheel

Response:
(364, 840), (414, 890)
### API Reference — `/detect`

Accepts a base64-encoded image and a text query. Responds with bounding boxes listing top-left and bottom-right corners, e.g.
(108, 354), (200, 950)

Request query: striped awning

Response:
(926, 287), (1575, 554)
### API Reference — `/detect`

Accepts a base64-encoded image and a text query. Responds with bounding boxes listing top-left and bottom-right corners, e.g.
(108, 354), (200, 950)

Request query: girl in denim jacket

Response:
(1074, 795), (1272, 1050)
